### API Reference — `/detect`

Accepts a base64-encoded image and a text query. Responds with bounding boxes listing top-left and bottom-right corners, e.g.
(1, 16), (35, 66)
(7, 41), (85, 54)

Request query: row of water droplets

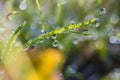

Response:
(35, 29), (59, 47)
(28, 17), (101, 48)
(71, 8), (107, 45)
(51, 34), (59, 47)
(1, 23), (26, 61)
(26, 7), (107, 48)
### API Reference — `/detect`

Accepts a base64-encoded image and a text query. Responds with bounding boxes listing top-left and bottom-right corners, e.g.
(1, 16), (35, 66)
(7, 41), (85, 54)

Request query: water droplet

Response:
(41, 29), (45, 34)
(93, 18), (100, 27)
(72, 39), (79, 45)
(51, 34), (57, 39)
(39, 38), (44, 43)
(100, 8), (106, 14)
(109, 36), (117, 44)
(52, 40), (58, 47)
(19, 0), (27, 10)
(69, 64), (78, 74)
(110, 14), (119, 24)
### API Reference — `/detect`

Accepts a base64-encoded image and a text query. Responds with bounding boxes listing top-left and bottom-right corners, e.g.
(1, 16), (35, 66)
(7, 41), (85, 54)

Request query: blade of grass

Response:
(25, 18), (98, 48)
(1, 23), (26, 62)
(36, 0), (45, 29)
(56, 0), (64, 26)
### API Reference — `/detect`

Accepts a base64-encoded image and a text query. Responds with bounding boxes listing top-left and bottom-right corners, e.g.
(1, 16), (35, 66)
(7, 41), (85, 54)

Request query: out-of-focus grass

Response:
(0, 0), (120, 80)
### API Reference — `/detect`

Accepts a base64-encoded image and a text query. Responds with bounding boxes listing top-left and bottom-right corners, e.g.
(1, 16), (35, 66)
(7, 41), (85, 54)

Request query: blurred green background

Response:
(0, 0), (120, 80)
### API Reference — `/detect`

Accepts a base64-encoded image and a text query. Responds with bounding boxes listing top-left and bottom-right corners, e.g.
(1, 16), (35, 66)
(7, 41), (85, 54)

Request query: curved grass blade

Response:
(1, 23), (26, 62)
(25, 18), (99, 48)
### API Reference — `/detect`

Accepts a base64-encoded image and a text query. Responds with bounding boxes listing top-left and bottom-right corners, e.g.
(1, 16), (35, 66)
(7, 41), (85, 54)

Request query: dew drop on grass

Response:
(52, 40), (58, 47)
(99, 8), (106, 14)
(41, 29), (45, 34)
(72, 39), (79, 45)
(92, 18), (100, 27)
(51, 34), (57, 39)
(19, 0), (27, 10)
(109, 36), (117, 44)
(39, 38), (44, 43)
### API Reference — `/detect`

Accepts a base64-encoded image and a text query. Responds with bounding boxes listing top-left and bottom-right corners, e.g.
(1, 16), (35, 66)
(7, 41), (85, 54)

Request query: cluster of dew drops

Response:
(25, 7), (106, 49)
(71, 8), (106, 45)
(39, 29), (59, 48)
(34, 8), (106, 48)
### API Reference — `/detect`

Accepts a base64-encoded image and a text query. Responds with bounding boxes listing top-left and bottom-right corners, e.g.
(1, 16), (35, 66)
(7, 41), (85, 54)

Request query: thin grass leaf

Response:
(36, 0), (46, 29)
(56, 0), (64, 26)
(25, 18), (99, 48)
(1, 23), (26, 62)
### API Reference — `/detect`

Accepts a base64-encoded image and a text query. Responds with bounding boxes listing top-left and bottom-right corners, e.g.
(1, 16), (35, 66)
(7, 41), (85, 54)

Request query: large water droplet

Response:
(109, 36), (117, 44)
(69, 64), (78, 74)
(110, 14), (119, 24)
(72, 39), (79, 45)
(93, 18), (100, 27)
(19, 0), (27, 10)
(51, 34), (57, 39)
(52, 40), (58, 47)
(41, 29), (45, 34)
(39, 38), (44, 43)
(99, 8), (106, 14)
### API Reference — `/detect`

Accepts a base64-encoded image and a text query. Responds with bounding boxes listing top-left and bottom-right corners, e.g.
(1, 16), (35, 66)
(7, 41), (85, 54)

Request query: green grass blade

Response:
(25, 18), (98, 48)
(1, 23), (26, 62)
